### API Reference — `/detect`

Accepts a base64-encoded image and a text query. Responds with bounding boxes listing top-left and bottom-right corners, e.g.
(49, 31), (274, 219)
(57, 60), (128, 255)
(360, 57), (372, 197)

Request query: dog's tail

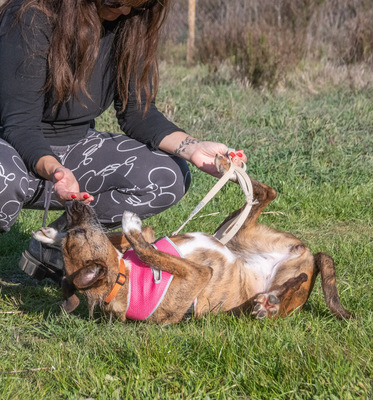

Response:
(314, 252), (353, 319)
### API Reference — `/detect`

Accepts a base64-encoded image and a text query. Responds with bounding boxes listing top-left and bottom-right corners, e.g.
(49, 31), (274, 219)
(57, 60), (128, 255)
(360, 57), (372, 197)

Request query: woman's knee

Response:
(123, 154), (190, 213)
(61, 132), (192, 223)
(174, 156), (191, 188)
(88, 153), (191, 225)
(0, 140), (29, 232)
(149, 156), (191, 203)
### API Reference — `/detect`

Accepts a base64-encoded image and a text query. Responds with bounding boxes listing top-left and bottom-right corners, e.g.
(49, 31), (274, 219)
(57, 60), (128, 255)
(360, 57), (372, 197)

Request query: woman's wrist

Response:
(159, 131), (200, 162)
(35, 155), (63, 181)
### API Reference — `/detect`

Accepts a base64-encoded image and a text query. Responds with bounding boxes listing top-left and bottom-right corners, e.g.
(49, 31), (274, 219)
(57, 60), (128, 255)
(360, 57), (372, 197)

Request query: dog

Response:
(32, 156), (352, 324)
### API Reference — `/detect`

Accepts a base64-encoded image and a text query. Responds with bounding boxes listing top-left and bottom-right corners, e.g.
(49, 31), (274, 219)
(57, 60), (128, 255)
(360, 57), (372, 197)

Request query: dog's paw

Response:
(252, 293), (280, 319)
(214, 154), (238, 182)
(122, 211), (142, 235)
(32, 227), (62, 245)
(214, 154), (230, 175)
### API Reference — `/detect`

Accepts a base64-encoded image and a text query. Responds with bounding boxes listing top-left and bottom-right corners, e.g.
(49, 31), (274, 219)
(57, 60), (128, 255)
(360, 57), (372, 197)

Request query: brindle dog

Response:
(33, 156), (352, 324)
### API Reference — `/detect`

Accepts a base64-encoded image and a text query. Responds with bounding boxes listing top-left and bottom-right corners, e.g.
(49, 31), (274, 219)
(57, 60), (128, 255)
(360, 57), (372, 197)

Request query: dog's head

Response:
(33, 201), (154, 316)
(61, 201), (119, 313)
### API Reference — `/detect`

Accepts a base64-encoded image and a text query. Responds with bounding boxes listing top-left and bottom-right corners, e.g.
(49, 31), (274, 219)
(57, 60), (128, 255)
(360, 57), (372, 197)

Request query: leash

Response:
(42, 180), (54, 227)
(172, 156), (255, 245)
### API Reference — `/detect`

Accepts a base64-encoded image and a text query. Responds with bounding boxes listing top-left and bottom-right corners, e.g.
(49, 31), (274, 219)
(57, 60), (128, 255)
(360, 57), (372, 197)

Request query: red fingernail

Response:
(230, 152), (236, 158)
(237, 152), (243, 158)
(83, 194), (90, 199)
(71, 194), (77, 199)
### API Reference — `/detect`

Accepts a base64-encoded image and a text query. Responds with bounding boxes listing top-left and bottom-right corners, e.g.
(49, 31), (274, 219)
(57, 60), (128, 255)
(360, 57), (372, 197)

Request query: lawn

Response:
(0, 63), (372, 399)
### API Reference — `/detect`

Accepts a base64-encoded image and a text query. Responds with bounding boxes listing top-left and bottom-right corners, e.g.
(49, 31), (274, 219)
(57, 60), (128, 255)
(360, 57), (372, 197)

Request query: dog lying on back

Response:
(33, 156), (352, 324)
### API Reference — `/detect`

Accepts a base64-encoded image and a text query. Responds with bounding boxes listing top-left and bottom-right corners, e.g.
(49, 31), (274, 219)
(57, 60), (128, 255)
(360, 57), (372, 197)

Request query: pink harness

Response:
(124, 237), (181, 321)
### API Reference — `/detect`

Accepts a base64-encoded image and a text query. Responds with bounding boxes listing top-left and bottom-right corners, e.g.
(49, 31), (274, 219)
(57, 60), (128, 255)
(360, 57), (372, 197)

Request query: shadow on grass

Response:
(0, 277), (93, 320)
(0, 224), (92, 319)
(299, 299), (336, 320)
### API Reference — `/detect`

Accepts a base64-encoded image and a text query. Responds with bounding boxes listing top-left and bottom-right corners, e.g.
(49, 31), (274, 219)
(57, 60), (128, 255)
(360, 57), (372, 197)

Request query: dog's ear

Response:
(72, 261), (108, 289)
(60, 277), (80, 313)
(61, 294), (80, 313)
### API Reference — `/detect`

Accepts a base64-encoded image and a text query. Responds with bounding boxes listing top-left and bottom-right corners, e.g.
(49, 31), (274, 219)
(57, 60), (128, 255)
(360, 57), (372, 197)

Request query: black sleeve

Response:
(0, 6), (59, 174)
(114, 77), (185, 150)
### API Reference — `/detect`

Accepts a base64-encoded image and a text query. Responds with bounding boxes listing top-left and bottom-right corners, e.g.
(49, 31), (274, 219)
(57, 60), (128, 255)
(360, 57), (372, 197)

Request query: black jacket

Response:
(0, 1), (182, 174)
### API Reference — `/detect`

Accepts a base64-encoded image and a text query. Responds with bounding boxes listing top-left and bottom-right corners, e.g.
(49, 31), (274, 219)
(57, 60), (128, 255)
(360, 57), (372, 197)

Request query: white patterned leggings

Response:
(0, 129), (191, 232)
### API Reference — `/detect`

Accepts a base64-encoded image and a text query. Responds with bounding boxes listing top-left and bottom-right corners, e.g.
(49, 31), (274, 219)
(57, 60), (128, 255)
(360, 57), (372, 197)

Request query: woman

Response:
(0, 0), (246, 282)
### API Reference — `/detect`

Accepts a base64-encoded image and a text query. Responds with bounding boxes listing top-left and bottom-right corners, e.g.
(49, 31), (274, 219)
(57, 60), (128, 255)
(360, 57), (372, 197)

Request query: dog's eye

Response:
(84, 259), (94, 268)
(83, 259), (103, 268)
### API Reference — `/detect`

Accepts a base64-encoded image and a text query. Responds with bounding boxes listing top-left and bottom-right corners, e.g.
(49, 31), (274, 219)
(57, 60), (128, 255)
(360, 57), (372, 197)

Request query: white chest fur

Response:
(176, 232), (237, 264)
(243, 249), (297, 291)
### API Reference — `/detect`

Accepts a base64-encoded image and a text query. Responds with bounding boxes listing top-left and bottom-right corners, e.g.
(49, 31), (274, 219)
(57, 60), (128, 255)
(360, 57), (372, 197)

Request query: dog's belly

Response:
(174, 233), (296, 290)
(171, 232), (304, 310)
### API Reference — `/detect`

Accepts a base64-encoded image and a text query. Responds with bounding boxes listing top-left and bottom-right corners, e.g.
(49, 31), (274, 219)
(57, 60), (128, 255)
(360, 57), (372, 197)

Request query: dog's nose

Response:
(65, 200), (98, 228)
(65, 200), (87, 227)
(65, 199), (86, 213)
(65, 200), (74, 212)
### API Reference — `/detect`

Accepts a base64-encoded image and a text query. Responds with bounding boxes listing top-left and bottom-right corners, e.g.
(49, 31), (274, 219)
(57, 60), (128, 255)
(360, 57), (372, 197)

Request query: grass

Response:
(0, 63), (372, 399)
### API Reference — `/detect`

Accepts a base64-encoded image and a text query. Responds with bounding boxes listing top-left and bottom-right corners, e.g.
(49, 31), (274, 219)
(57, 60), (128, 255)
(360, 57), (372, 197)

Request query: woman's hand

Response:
(35, 155), (94, 204)
(159, 132), (247, 178)
(188, 141), (246, 177)
(53, 167), (94, 204)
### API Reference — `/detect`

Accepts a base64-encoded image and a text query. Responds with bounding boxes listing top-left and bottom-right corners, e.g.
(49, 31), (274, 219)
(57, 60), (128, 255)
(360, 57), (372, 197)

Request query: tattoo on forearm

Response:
(174, 136), (200, 156)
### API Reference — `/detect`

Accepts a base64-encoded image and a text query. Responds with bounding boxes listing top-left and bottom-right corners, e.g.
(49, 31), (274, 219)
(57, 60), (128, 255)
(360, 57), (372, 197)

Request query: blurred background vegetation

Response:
(1, 0), (371, 91)
(161, 0), (373, 91)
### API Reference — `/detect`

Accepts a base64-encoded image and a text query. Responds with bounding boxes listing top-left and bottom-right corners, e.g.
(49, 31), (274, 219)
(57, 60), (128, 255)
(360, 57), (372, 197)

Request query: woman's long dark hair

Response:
(0, 0), (169, 112)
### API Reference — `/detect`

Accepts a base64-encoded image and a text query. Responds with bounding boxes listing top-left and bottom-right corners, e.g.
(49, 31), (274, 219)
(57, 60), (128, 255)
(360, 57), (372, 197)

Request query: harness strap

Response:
(104, 258), (126, 305)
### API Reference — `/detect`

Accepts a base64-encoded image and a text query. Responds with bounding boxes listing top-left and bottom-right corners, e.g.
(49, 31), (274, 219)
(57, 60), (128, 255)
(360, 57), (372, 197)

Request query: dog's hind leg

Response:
(214, 156), (277, 239)
(252, 252), (353, 320)
(250, 248), (318, 319)
(252, 273), (308, 319)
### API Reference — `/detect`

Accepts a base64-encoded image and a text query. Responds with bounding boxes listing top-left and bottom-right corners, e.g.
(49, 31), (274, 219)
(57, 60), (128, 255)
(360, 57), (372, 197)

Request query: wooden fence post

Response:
(187, 0), (196, 64)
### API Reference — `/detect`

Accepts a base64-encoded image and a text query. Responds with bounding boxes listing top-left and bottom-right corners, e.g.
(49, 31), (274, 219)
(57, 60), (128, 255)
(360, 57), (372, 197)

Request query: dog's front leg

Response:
(121, 212), (213, 323)
(121, 212), (212, 280)
(214, 155), (277, 238)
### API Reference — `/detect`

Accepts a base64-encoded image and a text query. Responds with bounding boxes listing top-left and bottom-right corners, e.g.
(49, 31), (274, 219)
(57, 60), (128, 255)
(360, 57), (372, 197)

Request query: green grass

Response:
(1, 64), (372, 399)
